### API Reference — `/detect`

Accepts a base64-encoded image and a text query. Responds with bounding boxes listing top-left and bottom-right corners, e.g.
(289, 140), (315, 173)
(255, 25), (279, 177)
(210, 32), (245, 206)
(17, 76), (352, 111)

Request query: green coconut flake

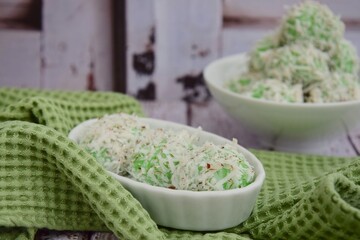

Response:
(239, 78), (251, 86)
(214, 168), (231, 180)
(87, 147), (112, 164)
(252, 84), (265, 98)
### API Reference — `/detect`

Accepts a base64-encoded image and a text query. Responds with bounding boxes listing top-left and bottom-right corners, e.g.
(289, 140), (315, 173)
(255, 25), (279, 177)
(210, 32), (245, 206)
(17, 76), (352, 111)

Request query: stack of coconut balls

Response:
(79, 114), (255, 191)
(227, 1), (360, 103)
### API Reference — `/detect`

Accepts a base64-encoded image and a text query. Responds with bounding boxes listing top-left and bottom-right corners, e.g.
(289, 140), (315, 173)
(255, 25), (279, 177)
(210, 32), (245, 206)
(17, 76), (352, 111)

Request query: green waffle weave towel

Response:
(0, 88), (359, 240)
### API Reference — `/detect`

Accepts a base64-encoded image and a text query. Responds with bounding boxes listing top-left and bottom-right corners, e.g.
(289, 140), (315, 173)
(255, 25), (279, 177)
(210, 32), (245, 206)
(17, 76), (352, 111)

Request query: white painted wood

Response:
(126, 0), (155, 96)
(0, 30), (41, 88)
(223, 0), (291, 20)
(223, 0), (360, 20)
(42, 0), (94, 90)
(154, 0), (222, 100)
(88, 0), (113, 91)
(42, 0), (113, 91)
(221, 26), (271, 57)
(141, 100), (187, 125)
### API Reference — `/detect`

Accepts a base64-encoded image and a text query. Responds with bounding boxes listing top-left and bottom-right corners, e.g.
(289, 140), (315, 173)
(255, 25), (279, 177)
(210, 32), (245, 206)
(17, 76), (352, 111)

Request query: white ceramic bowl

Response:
(69, 117), (265, 231)
(204, 53), (360, 150)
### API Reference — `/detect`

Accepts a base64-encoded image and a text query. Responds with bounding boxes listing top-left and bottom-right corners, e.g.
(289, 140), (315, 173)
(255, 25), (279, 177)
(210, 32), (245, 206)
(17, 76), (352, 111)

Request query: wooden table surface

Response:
(35, 100), (360, 240)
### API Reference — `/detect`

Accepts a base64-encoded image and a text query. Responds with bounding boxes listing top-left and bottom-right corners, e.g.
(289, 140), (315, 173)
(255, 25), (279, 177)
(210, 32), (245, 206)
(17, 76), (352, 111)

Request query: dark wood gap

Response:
(223, 16), (279, 28)
(186, 102), (192, 126)
(0, 0), (42, 30)
(113, 0), (127, 93)
(223, 16), (360, 30)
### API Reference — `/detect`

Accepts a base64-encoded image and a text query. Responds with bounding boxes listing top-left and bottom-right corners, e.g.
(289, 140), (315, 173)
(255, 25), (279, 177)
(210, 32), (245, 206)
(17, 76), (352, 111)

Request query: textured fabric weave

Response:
(0, 88), (359, 240)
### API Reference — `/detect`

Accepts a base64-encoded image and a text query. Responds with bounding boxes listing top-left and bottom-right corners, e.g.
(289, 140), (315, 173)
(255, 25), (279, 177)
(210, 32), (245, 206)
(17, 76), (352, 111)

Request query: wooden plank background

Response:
(0, 0), (113, 91)
(1, 0), (360, 97)
(154, 0), (222, 101)
(125, 0), (155, 98)
(0, 30), (41, 87)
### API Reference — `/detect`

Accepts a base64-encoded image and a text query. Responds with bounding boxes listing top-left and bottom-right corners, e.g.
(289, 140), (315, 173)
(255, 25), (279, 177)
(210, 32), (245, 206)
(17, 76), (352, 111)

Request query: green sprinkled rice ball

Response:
(172, 142), (255, 191)
(330, 40), (359, 75)
(307, 72), (360, 103)
(263, 43), (330, 87)
(245, 80), (303, 103)
(279, 1), (344, 52)
(249, 33), (280, 72)
(226, 72), (261, 93)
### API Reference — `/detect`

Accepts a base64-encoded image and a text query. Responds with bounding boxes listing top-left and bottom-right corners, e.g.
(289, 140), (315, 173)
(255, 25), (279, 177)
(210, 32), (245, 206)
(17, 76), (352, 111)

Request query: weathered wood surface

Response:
(125, 0), (155, 98)
(0, 30), (41, 88)
(141, 100), (187, 125)
(1, 0), (359, 96)
(90, 0), (113, 91)
(42, 0), (113, 91)
(154, 0), (222, 101)
(42, 0), (92, 90)
(0, 0), (113, 91)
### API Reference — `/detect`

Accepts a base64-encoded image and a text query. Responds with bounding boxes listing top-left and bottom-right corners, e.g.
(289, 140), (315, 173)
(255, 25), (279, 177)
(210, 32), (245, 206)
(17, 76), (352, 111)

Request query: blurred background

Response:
(0, 0), (360, 103)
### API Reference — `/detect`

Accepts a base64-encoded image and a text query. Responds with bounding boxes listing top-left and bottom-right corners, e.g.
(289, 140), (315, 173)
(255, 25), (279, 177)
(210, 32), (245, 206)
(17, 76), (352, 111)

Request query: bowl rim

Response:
(68, 116), (266, 197)
(204, 52), (360, 109)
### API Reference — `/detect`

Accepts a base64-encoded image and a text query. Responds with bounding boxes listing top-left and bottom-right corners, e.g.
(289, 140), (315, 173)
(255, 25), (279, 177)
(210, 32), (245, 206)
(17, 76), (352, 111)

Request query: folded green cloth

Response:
(0, 88), (359, 240)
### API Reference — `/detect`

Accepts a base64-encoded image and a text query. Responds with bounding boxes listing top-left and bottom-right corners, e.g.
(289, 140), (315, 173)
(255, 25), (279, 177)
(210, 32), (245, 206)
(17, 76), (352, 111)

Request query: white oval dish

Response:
(69, 117), (265, 231)
(204, 53), (360, 151)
